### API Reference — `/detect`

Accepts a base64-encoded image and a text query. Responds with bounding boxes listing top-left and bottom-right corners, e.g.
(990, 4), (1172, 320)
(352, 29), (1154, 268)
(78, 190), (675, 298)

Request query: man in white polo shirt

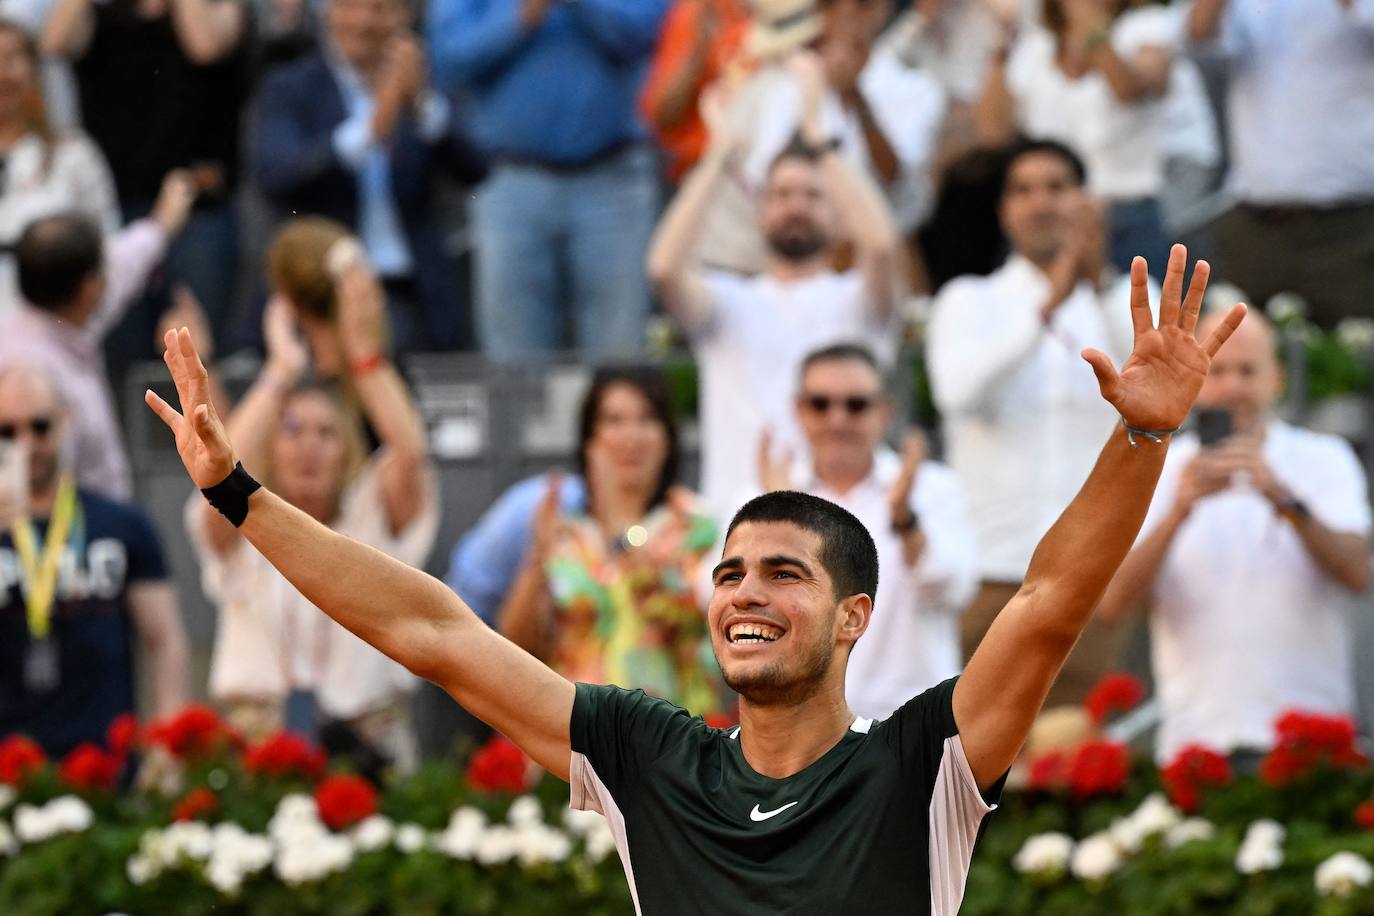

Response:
(1099, 310), (1372, 762)
(646, 51), (903, 521)
(927, 138), (1138, 705)
(758, 343), (979, 718)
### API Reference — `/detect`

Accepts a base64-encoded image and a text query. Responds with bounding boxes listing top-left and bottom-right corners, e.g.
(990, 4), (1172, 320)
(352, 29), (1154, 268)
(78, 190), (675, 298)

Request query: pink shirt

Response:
(0, 220), (166, 501)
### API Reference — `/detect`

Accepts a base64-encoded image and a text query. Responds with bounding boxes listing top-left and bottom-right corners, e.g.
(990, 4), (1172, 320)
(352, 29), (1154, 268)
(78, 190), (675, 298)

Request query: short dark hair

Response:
(767, 136), (822, 181)
(999, 137), (1088, 200)
(800, 343), (881, 383)
(16, 212), (103, 311)
(725, 491), (879, 603)
(576, 364), (681, 514)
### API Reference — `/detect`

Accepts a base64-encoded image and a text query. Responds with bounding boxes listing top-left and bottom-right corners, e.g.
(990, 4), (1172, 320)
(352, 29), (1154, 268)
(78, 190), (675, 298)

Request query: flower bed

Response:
(5, 689), (1374, 914)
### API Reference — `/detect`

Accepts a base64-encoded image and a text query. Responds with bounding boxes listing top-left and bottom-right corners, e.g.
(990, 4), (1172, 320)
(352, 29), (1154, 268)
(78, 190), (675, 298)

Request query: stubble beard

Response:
(721, 634), (835, 707)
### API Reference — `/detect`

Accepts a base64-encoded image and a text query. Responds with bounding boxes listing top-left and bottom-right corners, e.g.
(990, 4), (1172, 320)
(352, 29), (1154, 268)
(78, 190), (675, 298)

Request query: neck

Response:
(736, 679), (854, 779)
(814, 453), (874, 497)
(766, 254), (828, 283)
(0, 117), (27, 150)
(27, 478), (61, 518)
(592, 480), (655, 535)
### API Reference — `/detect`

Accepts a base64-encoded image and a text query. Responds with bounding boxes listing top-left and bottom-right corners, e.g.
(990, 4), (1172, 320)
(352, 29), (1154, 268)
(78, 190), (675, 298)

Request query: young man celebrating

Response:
(147, 246), (1244, 913)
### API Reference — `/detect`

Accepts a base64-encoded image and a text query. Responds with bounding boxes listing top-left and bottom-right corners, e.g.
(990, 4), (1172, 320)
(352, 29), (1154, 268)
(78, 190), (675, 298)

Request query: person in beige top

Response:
(185, 254), (437, 773)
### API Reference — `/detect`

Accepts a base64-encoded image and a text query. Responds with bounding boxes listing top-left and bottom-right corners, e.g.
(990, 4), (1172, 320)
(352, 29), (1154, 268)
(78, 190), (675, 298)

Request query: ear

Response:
(836, 593), (873, 647)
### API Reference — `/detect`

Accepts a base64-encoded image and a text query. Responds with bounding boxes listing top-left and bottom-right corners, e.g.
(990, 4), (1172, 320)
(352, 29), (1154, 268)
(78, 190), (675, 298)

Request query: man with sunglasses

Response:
(0, 365), (189, 759)
(758, 343), (978, 718)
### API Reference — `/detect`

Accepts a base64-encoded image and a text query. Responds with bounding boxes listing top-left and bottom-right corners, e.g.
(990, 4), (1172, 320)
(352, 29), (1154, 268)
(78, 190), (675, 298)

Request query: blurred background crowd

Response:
(0, 0), (1372, 789)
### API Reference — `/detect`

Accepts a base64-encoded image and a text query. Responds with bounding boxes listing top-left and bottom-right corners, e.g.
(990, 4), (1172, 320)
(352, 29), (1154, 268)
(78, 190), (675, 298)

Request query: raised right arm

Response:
(1186, 0), (1229, 43)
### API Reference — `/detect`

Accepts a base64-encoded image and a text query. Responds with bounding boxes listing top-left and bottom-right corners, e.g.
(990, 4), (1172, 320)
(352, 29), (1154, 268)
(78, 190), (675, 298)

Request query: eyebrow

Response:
(711, 554), (816, 580)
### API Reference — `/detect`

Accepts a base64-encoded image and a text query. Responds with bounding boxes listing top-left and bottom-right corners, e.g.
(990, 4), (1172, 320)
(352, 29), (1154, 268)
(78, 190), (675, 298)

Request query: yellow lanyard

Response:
(11, 477), (77, 640)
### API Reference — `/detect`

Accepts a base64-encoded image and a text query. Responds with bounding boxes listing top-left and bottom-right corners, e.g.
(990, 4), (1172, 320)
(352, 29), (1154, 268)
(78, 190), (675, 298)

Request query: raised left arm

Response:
(952, 246), (1246, 790)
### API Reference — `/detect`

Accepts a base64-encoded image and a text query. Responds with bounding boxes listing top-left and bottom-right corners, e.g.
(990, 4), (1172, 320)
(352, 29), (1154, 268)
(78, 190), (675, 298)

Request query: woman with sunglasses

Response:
(497, 366), (731, 723)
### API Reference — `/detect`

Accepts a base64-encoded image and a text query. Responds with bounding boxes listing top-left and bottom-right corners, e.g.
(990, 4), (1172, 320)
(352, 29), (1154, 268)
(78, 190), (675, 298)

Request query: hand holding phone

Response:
(1195, 406), (1233, 448)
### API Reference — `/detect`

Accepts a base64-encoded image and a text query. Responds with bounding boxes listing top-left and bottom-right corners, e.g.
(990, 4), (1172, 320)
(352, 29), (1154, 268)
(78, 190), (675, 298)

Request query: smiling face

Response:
(709, 521), (872, 706)
(270, 389), (354, 511)
(586, 382), (671, 497)
(797, 356), (890, 482)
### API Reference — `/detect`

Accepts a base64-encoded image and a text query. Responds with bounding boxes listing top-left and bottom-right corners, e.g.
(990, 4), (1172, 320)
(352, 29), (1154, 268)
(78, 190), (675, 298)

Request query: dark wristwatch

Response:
(892, 507), (921, 535)
(1277, 496), (1311, 524)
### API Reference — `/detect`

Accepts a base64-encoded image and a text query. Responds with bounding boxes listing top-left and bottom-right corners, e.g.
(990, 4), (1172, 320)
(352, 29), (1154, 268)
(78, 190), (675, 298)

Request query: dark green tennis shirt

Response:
(569, 676), (1002, 915)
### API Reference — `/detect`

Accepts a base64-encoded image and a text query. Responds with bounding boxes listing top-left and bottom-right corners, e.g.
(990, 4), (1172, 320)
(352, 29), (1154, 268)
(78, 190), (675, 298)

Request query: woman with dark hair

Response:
(497, 366), (727, 719)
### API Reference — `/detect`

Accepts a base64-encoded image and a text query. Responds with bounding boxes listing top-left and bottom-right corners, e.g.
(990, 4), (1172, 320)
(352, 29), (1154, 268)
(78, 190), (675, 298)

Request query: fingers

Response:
(177, 326), (213, 403)
(144, 389), (185, 434)
(1081, 348), (1121, 401)
(162, 328), (190, 409)
(1158, 243), (1187, 329)
(1201, 303), (1248, 357)
(1128, 256), (1152, 338)
(1179, 259), (1210, 336)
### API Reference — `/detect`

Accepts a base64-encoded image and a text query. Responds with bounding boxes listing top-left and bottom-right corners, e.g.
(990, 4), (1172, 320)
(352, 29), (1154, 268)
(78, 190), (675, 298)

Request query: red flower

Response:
(1260, 709), (1366, 788)
(704, 713), (738, 730)
(0, 735), (46, 785)
(1355, 801), (1374, 831)
(1068, 740), (1130, 798)
(314, 774), (378, 831)
(172, 787), (220, 822)
(1027, 751), (1068, 791)
(106, 714), (141, 757)
(1084, 674), (1145, 726)
(59, 743), (121, 792)
(244, 733), (327, 781)
(467, 735), (531, 795)
(1161, 744), (1232, 813)
(146, 705), (238, 760)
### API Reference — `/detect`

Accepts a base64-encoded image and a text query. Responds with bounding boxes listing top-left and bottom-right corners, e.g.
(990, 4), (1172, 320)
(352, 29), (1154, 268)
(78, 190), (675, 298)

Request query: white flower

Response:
(274, 833), (354, 886)
(351, 815), (395, 853)
(1266, 292), (1308, 324)
(275, 793), (318, 822)
(0, 785), (15, 811)
(1013, 832), (1074, 876)
(1336, 317), (1374, 352)
(394, 823), (427, 854)
(1070, 833), (1123, 882)
(1110, 793), (1182, 854)
(13, 804), (55, 844)
(1165, 818), (1216, 849)
(126, 854), (157, 886)
(585, 823), (618, 863)
(1316, 852), (1374, 898)
(210, 824), (273, 876)
(1236, 820), (1285, 875)
(164, 821), (214, 862)
(508, 796), (544, 830)
(436, 807), (487, 860)
(45, 796), (93, 834)
(0, 820), (17, 857)
(514, 825), (572, 867)
(474, 825), (517, 866)
(206, 858), (244, 896)
(563, 808), (607, 836)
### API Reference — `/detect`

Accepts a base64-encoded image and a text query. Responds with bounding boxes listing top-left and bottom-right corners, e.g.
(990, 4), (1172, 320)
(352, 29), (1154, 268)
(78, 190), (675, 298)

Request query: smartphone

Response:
(0, 440), (28, 524)
(1195, 407), (1233, 448)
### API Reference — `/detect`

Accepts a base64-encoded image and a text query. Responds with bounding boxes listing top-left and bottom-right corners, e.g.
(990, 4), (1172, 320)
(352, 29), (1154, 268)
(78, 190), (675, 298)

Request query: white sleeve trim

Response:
(568, 751), (643, 915)
(928, 734), (997, 916)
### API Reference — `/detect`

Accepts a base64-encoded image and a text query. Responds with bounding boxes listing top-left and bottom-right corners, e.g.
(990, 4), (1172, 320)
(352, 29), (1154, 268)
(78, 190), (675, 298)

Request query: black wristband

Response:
(892, 507), (920, 535)
(201, 462), (261, 528)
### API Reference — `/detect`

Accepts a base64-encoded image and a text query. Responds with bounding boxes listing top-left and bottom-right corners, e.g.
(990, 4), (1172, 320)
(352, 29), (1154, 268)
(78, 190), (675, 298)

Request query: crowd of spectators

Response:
(0, 0), (1371, 788)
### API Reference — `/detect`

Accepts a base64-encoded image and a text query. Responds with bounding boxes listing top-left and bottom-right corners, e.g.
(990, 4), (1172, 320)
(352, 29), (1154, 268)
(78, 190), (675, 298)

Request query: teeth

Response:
(728, 623), (782, 643)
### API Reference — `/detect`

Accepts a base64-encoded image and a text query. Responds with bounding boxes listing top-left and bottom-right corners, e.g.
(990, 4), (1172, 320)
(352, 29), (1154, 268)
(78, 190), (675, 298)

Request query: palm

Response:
(145, 328), (237, 489)
(1081, 246), (1246, 434)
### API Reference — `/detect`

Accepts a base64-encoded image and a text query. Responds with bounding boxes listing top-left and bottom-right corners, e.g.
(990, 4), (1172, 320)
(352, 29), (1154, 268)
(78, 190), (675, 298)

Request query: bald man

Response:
(1100, 311), (1372, 765)
(0, 365), (189, 757)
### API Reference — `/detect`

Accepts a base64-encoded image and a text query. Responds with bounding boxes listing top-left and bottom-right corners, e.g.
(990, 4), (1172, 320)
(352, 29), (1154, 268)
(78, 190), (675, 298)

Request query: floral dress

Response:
(544, 506), (729, 719)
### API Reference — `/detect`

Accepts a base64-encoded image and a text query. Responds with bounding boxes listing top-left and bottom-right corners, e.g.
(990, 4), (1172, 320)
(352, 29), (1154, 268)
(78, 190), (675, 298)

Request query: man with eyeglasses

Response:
(0, 364), (189, 759)
(758, 343), (978, 718)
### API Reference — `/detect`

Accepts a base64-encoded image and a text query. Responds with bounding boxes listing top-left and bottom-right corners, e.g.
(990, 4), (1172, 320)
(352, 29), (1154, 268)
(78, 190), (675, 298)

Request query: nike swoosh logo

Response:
(750, 802), (799, 822)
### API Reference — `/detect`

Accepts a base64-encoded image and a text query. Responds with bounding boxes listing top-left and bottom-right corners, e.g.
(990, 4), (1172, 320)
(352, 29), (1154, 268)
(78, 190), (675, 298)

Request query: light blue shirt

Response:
(446, 473), (588, 625)
(326, 49), (452, 276)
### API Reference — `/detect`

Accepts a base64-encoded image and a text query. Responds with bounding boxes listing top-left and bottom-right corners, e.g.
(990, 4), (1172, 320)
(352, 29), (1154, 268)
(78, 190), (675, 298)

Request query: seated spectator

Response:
(757, 344), (977, 719)
(694, 19), (945, 275)
(0, 363), (189, 758)
(251, 0), (486, 353)
(639, 0), (750, 184)
(976, 0), (1219, 274)
(1100, 311), (1372, 765)
(495, 366), (727, 717)
(185, 264), (438, 772)
(1187, 0), (1374, 327)
(428, 0), (671, 359)
(0, 18), (118, 314)
(0, 171), (196, 501)
(927, 138), (1137, 706)
(44, 0), (251, 355)
(647, 67), (902, 519)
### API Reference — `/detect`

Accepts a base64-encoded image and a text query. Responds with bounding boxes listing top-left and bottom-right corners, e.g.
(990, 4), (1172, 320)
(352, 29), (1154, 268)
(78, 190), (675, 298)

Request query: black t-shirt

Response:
(0, 490), (168, 756)
(569, 677), (1003, 915)
(75, 1), (250, 206)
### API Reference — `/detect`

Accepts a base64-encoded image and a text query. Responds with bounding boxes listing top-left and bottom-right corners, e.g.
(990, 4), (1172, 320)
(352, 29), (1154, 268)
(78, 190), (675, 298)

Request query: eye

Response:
(716, 572), (741, 585)
(773, 570), (798, 580)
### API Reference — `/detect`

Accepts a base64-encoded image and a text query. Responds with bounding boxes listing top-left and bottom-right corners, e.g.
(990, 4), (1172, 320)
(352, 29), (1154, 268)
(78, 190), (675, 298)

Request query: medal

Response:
(23, 636), (60, 693)
(11, 477), (78, 691)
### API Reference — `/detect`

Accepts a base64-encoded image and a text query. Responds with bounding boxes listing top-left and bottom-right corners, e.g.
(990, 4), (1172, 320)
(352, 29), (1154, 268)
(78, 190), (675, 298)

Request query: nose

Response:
(730, 571), (770, 610)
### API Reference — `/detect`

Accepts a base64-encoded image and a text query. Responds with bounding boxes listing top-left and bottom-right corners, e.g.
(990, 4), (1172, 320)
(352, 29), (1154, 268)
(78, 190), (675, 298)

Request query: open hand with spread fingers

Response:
(144, 328), (238, 489)
(1081, 244), (1247, 434)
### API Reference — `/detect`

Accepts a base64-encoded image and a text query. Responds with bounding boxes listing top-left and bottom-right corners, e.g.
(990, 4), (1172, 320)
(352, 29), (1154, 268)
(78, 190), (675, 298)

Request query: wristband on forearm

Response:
(1120, 417), (1179, 448)
(201, 462), (262, 527)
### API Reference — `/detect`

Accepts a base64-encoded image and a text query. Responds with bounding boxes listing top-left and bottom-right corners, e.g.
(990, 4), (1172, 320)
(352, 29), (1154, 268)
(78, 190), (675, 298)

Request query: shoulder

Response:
(260, 54), (331, 95)
(932, 272), (996, 318)
(1275, 422), (1364, 472)
(914, 460), (964, 497)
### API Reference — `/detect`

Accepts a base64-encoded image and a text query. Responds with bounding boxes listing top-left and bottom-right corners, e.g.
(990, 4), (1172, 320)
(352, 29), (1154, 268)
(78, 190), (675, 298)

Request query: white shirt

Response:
(928, 255), (1138, 581)
(186, 453), (440, 720)
(1007, 9), (1219, 201)
(1206, 0), (1374, 205)
(879, 5), (1006, 104)
(801, 449), (979, 720)
(692, 58), (946, 273)
(691, 269), (893, 520)
(1139, 422), (1371, 762)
